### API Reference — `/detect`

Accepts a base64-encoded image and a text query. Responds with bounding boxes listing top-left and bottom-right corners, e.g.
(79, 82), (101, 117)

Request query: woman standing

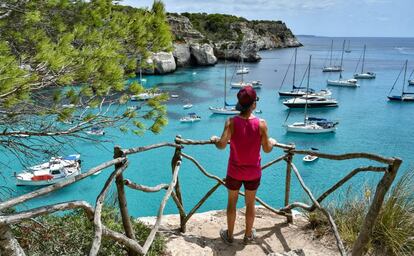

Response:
(211, 86), (276, 244)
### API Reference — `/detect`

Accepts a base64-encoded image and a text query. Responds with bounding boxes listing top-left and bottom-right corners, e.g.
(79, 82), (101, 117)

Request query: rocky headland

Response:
(143, 13), (301, 74)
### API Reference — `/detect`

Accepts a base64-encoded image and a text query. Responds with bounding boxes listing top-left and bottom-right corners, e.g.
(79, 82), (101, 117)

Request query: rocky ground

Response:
(138, 207), (339, 256)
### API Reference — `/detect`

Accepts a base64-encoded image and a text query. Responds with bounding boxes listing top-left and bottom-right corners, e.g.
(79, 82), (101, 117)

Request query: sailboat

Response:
(354, 44), (376, 79)
(387, 60), (414, 101)
(327, 40), (359, 87)
(279, 48), (314, 97)
(345, 40), (352, 53)
(286, 56), (339, 134)
(408, 69), (414, 85)
(231, 51), (261, 89)
(236, 52), (249, 74)
(323, 40), (342, 72)
(209, 49), (240, 115)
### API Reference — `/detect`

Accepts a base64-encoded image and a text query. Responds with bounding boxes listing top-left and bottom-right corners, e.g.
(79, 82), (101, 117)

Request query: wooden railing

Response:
(0, 135), (402, 256)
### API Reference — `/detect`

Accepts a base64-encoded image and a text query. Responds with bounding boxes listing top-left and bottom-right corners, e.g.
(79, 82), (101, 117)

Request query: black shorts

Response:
(225, 175), (261, 191)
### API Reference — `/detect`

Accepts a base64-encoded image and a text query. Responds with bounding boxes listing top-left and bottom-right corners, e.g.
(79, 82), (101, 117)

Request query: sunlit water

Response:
(2, 36), (414, 217)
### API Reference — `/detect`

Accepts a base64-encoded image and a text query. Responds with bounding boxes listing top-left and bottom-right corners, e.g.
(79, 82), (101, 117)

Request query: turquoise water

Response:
(3, 36), (414, 217)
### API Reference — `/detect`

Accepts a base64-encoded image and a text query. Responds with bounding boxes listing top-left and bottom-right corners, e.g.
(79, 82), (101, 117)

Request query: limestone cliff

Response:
(168, 13), (301, 64)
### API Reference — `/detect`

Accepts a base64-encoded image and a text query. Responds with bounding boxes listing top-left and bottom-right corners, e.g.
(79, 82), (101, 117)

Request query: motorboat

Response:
(180, 113), (201, 123)
(171, 94), (179, 98)
(183, 104), (193, 109)
(353, 45), (376, 79)
(131, 92), (161, 101)
(15, 154), (81, 186)
(283, 96), (338, 108)
(327, 78), (359, 87)
(387, 60), (414, 102)
(251, 80), (262, 86)
(409, 79), (414, 85)
(86, 127), (105, 136)
(236, 67), (249, 74)
(304, 89), (332, 99)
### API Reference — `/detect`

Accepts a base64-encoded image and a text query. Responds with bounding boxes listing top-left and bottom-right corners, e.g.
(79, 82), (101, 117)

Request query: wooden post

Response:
(173, 135), (186, 232)
(284, 152), (293, 223)
(114, 146), (136, 256)
(351, 158), (402, 256)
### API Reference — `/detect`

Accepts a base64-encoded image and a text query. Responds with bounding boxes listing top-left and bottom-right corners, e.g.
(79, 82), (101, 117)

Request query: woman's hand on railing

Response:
(269, 137), (277, 146)
(210, 135), (220, 144)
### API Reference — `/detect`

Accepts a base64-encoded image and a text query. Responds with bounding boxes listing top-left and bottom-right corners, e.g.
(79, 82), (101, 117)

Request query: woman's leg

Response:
(227, 189), (239, 238)
(244, 189), (257, 237)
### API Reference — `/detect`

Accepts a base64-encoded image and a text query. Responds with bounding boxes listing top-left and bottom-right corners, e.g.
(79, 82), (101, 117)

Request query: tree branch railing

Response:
(0, 135), (402, 256)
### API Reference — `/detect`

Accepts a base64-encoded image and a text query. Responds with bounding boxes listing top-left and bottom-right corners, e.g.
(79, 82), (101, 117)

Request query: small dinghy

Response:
(86, 127), (105, 136)
(183, 104), (193, 109)
(303, 148), (319, 162)
(180, 113), (201, 123)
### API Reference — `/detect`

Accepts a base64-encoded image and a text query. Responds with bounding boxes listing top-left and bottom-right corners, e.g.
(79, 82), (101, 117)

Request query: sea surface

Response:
(3, 36), (414, 217)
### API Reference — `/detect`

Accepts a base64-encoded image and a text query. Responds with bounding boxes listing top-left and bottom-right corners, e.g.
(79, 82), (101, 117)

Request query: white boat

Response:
(307, 89), (332, 98)
(279, 48), (315, 97)
(286, 56), (339, 134)
(127, 106), (139, 111)
(327, 40), (359, 87)
(180, 113), (201, 123)
(231, 81), (261, 89)
(86, 127), (105, 136)
(171, 94), (179, 98)
(323, 40), (343, 72)
(251, 80), (262, 86)
(183, 104), (193, 109)
(210, 48), (240, 115)
(408, 79), (414, 85)
(345, 40), (352, 53)
(131, 92), (161, 101)
(283, 96), (338, 108)
(303, 155), (318, 162)
(388, 60), (414, 102)
(327, 78), (359, 87)
(354, 45), (376, 79)
(15, 154), (81, 186)
(236, 67), (249, 74)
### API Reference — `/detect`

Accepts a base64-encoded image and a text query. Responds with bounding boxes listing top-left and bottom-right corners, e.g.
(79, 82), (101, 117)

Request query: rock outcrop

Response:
(173, 43), (191, 67)
(142, 52), (176, 74)
(190, 43), (217, 66)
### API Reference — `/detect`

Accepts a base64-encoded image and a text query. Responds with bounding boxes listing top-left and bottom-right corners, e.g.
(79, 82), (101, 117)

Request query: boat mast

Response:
(361, 44), (366, 74)
(339, 40), (345, 79)
(329, 40), (333, 66)
(304, 55), (311, 124)
(224, 46), (228, 107)
(402, 60), (408, 97)
(292, 47), (297, 89)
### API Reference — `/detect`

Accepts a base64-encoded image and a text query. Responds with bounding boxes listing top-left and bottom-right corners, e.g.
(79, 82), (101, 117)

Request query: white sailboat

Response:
(345, 40), (352, 53)
(131, 91), (161, 101)
(286, 56), (339, 134)
(354, 44), (376, 79)
(283, 96), (338, 108)
(323, 40), (342, 72)
(236, 53), (249, 74)
(210, 49), (240, 115)
(279, 48), (315, 97)
(180, 113), (201, 123)
(408, 69), (414, 85)
(327, 40), (359, 87)
(387, 60), (414, 102)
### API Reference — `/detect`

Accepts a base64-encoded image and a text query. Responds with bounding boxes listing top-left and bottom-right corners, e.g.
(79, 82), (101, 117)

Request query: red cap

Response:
(236, 86), (257, 111)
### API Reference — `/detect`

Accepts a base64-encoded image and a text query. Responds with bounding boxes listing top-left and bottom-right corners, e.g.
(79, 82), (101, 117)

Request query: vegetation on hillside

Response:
(0, 0), (172, 159)
(12, 207), (166, 256)
(306, 173), (414, 255)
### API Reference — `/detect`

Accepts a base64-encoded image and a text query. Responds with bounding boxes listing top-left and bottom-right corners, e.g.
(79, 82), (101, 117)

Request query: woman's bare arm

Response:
(211, 118), (232, 149)
(259, 119), (276, 153)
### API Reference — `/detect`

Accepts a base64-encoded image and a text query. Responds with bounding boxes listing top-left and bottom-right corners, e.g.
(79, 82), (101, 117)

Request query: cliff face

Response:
(168, 13), (301, 65)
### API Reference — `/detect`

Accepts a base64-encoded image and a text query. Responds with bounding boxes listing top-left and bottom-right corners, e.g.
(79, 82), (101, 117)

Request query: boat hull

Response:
(283, 102), (338, 108)
(16, 168), (81, 186)
(322, 67), (343, 72)
(388, 95), (414, 101)
(354, 73), (376, 79)
(327, 79), (359, 87)
(278, 91), (307, 97)
(209, 107), (239, 115)
(286, 123), (336, 133)
(409, 80), (414, 85)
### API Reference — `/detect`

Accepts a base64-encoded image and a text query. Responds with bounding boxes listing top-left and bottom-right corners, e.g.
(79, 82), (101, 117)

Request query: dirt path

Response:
(138, 207), (339, 256)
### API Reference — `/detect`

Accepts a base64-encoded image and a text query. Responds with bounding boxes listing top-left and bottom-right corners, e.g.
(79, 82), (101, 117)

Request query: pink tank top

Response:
(227, 116), (262, 180)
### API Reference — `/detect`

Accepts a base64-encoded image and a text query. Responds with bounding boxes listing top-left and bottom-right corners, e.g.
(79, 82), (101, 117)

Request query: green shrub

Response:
(305, 173), (414, 255)
(13, 207), (166, 256)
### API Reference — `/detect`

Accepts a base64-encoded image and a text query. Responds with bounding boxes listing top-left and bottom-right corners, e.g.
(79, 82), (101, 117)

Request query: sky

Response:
(119, 0), (414, 38)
